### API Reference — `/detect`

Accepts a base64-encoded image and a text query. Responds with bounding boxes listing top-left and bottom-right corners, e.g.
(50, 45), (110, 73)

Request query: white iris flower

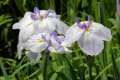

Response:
(62, 16), (112, 56)
(24, 32), (71, 61)
(12, 7), (69, 59)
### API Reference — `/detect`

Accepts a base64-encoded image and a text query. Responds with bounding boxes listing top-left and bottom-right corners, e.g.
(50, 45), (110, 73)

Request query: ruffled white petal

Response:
(44, 18), (57, 32)
(62, 24), (84, 47)
(25, 33), (48, 53)
(47, 10), (59, 18)
(53, 18), (69, 34)
(34, 18), (56, 34)
(17, 26), (34, 59)
(17, 42), (25, 59)
(25, 42), (48, 53)
(90, 22), (112, 41)
(12, 23), (21, 29)
(18, 25), (34, 41)
(40, 9), (60, 19)
(12, 12), (33, 29)
(78, 33), (104, 56)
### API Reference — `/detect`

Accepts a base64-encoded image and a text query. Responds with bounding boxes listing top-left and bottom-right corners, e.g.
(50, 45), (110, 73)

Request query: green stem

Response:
(89, 65), (92, 80)
(87, 56), (94, 80)
(42, 51), (49, 80)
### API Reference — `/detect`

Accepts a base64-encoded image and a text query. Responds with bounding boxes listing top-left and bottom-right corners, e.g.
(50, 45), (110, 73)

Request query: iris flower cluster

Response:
(13, 7), (112, 61)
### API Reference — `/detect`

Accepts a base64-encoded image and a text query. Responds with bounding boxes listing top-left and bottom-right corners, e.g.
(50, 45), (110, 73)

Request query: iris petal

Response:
(17, 42), (24, 59)
(17, 25), (34, 59)
(78, 33), (104, 56)
(53, 19), (69, 35)
(34, 7), (39, 14)
(26, 42), (48, 53)
(62, 25), (84, 47)
(25, 33), (48, 53)
(19, 26), (34, 41)
(34, 18), (56, 34)
(12, 12), (33, 29)
(90, 22), (112, 41)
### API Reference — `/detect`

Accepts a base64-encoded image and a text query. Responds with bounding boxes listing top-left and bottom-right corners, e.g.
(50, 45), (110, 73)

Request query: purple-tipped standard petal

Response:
(50, 32), (62, 44)
(41, 34), (51, 49)
(41, 35), (47, 41)
(50, 32), (57, 37)
(76, 18), (83, 29)
(31, 13), (38, 20)
(81, 24), (87, 29)
(34, 7), (40, 14)
(31, 7), (40, 20)
(87, 16), (91, 27)
(45, 10), (51, 18)
(55, 38), (61, 44)
(76, 18), (80, 25)
(76, 16), (91, 29)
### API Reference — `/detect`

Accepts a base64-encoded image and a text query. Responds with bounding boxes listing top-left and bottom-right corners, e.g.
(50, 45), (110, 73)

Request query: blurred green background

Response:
(0, 0), (120, 80)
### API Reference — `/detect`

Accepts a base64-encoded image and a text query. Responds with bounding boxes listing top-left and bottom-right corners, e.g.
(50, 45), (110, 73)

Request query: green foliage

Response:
(0, 0), (119, 80)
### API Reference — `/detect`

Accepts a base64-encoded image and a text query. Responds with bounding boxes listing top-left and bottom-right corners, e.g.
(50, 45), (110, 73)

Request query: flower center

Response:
(31, 7), (51, 21)
(76, 16), (91, 32)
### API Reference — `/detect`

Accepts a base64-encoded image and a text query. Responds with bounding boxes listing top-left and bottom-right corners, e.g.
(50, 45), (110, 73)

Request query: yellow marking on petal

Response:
(42, 13), (46, 17)
(85, 29), (89, 32)
(90, 26), (94, 29)
(85, 29), (89, 34)
(37, 39), (44, 43)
